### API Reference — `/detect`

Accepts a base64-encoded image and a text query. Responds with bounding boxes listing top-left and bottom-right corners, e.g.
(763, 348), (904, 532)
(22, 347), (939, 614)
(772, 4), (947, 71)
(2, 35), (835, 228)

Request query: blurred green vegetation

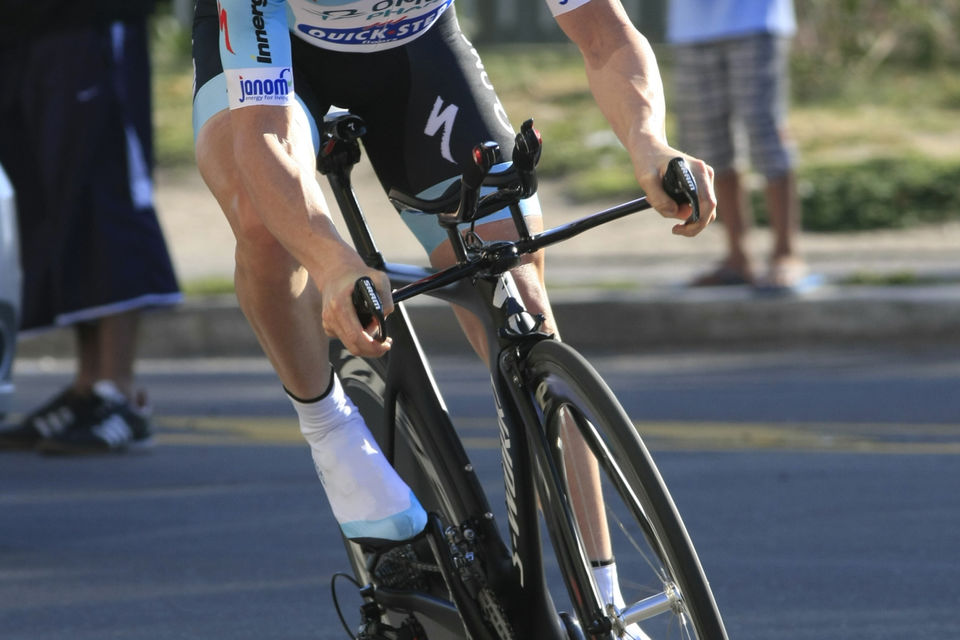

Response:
(792, 0), (960, 102)
(839, 270), (955, 287)
(150, 12), (194, 167)
(759, 158), (960, 232)
(150, 2), (960, 231)
(180, 276), (236, 296)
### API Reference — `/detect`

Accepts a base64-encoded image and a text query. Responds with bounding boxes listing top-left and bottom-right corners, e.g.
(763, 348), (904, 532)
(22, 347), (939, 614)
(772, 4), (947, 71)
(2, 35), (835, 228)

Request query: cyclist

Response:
(192, 0), (716, 617)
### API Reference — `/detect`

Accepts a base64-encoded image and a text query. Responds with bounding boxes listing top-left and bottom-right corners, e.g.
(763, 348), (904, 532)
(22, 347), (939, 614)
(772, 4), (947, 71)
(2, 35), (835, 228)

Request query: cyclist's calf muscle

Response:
(195, 109), (339, 399)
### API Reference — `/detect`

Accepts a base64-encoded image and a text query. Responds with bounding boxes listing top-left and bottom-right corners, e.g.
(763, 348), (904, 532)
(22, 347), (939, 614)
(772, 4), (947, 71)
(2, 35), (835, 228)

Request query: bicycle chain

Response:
(478, 587), (516, 640)
(372, 544), (437, 591)
(444, 525), (517, 640)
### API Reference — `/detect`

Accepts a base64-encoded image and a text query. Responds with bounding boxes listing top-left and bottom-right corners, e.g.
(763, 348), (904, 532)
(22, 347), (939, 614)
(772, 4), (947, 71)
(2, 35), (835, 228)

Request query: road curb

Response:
(15, 285), (960, 360)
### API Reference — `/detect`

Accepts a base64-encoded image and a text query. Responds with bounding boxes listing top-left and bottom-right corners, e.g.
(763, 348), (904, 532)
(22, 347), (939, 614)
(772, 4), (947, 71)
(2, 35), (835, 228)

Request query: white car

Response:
(0, 162), (20, 418)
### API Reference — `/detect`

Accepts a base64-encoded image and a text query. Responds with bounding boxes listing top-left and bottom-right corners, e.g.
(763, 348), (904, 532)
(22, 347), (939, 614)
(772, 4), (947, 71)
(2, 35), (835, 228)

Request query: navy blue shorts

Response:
(0, 20), (181, 332)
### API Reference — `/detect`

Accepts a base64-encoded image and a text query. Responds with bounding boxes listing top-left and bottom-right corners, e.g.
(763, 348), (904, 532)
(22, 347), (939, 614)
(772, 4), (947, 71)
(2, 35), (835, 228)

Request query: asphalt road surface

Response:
(2, 345), (959, 639)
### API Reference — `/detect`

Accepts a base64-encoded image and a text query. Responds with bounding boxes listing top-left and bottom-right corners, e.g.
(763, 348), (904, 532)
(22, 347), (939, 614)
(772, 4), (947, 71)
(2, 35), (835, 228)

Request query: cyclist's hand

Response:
(631, 143), (717, 237)
(320, 252), (393, 357)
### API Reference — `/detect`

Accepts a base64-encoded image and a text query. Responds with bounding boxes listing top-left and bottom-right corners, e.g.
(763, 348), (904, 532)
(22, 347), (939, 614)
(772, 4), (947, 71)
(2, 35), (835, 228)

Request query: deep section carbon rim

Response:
(526, 340), (727, 639)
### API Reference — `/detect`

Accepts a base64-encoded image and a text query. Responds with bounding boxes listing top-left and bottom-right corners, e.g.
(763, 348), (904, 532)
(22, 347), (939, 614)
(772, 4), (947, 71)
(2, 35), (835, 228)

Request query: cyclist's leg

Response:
(191, 0), (329, 399)
(196, 112), (330, 394)
(197, 109), (424, 542)
(191, 0), (424, 543)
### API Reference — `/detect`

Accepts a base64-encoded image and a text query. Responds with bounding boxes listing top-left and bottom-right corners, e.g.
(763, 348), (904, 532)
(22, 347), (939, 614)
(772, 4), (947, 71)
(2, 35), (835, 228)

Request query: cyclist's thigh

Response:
(338, 10), (541, 255)
(728, 33), (795, 178)
(671, 41), (736, 173)
(191, 0), (322, 153)
(358, 10), (515, 192)
(191, 0), (229, 144)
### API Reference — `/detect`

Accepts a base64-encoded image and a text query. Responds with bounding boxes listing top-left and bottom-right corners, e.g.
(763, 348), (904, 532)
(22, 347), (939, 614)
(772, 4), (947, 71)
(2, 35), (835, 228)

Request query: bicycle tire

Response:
(331, 341), (517, 640)
(523, 340), (727, 640)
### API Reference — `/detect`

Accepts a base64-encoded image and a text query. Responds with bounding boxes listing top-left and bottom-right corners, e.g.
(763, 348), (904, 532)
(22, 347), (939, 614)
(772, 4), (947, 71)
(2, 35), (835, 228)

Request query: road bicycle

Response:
(319, 111), (727, 640)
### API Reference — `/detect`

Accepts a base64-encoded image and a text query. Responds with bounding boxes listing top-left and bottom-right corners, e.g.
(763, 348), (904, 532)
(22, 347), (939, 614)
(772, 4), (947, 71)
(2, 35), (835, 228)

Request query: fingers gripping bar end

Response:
(662, 157), (700, 223)
(352, 277), (387, 343)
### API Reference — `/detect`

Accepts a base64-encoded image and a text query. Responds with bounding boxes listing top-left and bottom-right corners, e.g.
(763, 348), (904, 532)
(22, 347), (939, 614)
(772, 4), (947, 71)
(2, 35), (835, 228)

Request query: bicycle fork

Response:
(476, 271), (606, 639)
(496, 348), (611, 639)
(476, 271), (611, 638)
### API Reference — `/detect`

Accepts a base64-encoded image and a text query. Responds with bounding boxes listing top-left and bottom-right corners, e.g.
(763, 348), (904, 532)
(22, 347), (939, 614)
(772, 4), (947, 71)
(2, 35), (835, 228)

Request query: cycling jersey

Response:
(286, 0), (456, 52)
(216, 0), (593, 109)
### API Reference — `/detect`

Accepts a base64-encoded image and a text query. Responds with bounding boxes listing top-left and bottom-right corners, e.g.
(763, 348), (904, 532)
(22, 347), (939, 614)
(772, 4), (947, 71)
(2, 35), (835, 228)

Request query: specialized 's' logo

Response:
(424, 96), (458, 164)
(238, 67), (291, 103)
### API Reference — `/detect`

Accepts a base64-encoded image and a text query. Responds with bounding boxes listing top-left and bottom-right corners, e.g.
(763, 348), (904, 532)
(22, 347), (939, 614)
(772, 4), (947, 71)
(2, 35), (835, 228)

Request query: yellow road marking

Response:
(159, 416), (303, 445)
(156, 416), (960, 454)
(631, 421), (960, 454)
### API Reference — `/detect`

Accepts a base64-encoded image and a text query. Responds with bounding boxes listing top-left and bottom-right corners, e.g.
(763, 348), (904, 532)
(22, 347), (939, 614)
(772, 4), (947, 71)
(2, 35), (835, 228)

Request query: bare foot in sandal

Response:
(756, 256), (812, 292)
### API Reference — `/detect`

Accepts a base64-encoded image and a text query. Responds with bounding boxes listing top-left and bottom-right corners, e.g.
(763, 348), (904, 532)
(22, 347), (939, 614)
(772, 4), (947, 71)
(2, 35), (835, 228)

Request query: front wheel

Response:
(524, 340), (727, 639)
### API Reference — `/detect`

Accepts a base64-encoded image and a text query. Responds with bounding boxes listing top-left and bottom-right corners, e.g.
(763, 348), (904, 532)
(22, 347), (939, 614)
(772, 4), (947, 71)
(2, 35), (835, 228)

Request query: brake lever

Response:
(662, 157), (700, 224)
(352, 276), (387, 343)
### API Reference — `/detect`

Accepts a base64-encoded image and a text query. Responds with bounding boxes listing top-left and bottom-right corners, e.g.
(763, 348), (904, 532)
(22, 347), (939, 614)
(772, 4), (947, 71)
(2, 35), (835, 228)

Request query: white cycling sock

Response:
(289, 373), (426, 542)
(593, 561), (652, 640)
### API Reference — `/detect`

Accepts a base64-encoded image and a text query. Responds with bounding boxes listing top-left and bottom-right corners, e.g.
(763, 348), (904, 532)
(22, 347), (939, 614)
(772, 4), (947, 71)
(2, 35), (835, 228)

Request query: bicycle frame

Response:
(322, 119), (657, 639)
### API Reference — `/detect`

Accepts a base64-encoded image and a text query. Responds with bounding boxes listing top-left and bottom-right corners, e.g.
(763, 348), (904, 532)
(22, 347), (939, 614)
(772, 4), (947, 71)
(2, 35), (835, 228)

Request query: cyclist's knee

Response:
(512, 265), (558, 335)
(195, 113), (260, 233)
(235, 226), (297, 277)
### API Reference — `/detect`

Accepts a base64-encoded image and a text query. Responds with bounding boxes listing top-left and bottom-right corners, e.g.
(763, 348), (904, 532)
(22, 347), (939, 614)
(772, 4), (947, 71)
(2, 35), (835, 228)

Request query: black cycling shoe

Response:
(0, 387), (100, 451)
(38, 381), (153, 455)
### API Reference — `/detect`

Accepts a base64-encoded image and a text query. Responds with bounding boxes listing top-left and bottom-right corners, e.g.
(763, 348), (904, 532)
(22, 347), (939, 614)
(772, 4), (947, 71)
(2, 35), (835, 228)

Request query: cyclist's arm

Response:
(217, 0), (391, 355)
(551, 0), (716, 236)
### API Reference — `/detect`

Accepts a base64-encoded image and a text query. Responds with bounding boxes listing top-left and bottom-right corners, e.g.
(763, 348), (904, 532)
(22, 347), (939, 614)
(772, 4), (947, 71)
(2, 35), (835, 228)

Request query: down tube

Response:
(381, 302), (499, 525)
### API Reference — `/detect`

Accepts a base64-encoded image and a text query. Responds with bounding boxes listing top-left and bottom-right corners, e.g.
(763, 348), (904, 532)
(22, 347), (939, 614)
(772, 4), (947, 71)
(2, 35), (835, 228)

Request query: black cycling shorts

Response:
(193, 2), (519, 206)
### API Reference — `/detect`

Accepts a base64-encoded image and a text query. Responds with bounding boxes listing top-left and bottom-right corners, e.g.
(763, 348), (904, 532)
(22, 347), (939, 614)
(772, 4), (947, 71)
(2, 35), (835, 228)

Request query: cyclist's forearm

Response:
(556, 1), (668, 151)
(228, 106), (354, 280)
(585, 33), (668, 153)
